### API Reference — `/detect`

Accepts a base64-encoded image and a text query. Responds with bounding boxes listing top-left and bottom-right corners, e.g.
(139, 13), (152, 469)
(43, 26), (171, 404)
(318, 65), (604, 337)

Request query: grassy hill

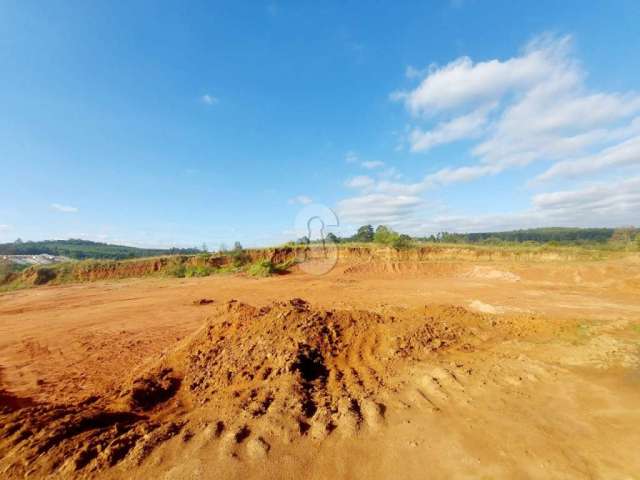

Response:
(0, 239), (200, 260)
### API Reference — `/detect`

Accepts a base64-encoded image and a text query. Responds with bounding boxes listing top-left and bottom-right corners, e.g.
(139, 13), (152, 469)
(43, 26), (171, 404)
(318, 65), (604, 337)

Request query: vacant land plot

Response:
(1, 248), (639, 479)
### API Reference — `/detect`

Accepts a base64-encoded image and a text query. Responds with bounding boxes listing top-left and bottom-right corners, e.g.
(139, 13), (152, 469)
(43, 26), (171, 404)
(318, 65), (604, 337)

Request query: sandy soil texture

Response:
(1, 254), (639, 479)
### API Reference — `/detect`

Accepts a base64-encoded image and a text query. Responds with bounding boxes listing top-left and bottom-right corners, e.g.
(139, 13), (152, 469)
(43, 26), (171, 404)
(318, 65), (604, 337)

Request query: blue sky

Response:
(1, 1), (639, 248)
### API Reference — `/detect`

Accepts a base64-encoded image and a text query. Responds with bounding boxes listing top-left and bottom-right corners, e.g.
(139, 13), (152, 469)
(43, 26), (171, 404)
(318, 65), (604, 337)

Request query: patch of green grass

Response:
(184, 265), (213, 278)
(246, 258), (296, 277)
(275, 258), (296, 271)
(216, 264), (240, 274)
(568, 323), (592, 346)
(247, 259), (278, 277)
(165, 262), (187, 278)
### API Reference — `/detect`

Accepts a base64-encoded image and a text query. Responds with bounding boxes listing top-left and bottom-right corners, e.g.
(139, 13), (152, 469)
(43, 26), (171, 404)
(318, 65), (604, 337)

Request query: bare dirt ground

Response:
(1, 254), (639, 479)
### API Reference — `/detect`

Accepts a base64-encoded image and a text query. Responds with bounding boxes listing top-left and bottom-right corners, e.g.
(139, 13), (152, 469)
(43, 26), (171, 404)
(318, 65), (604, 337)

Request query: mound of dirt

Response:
(0, 299), (482, 477)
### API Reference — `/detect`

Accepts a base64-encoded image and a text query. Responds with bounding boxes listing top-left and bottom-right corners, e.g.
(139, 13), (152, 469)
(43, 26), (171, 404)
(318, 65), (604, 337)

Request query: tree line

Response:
(0, 239), (201, 260)
(295, 226), (640, 247)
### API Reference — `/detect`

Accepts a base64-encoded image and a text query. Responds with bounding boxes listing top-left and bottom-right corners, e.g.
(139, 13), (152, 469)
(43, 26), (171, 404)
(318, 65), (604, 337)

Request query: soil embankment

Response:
(3, 245), (632, 289)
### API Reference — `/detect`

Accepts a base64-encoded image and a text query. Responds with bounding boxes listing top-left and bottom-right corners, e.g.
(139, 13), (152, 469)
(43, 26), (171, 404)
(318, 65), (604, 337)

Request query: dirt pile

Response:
(0, 299), (481, 477)
(152, 299), (472, 432)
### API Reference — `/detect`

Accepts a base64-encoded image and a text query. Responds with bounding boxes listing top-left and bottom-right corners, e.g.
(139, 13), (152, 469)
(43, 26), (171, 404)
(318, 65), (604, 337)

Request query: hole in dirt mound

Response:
(291, 346), (329, 382)
(234, 425), (251, 443)
(129, 368), (181, 411)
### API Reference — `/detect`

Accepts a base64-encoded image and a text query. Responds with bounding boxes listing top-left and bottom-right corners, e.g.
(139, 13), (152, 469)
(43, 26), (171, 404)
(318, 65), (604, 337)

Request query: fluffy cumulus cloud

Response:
(337, 34), (640, 233)
(393, 35), (566, 115)
(50, 203), (78, 213)
(391, 34), (640, 185)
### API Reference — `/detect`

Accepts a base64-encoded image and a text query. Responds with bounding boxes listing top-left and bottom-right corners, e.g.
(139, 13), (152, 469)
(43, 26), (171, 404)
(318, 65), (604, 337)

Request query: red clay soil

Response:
(1, 253), (639, 479)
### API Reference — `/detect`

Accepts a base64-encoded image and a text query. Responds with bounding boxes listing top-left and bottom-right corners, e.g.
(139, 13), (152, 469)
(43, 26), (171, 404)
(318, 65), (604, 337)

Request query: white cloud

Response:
(339, 176), (640, 235)
(394, 35), (570, 116)
(337, 194), (424, 226)
(409, 104), (494, 152)
(0, 224), (10, 231)
(361, 160), (385, 169)
(289, 195), (313, 205)
(201, 94), (219, 105)
(535, 134), (640, 182)
(532, 177), (640, 217)
(405, 65), (428, 79)
(345, 150), (359, 163)
(345, 175), (375, 189)
(336, 34), (640, 234)
(382, 34), (640, 193)
(50, 203), (78, 213)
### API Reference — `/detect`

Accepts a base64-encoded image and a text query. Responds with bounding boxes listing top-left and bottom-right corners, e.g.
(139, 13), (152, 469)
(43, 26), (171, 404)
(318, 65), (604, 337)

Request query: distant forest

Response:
(422, 227), (638, 245)
(307, 226), (640, 246)
(0, 239), (200, 260)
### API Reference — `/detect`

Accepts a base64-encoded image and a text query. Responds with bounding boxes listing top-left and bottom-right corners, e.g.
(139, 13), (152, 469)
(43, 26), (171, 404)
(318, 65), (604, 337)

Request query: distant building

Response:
(1, 254), (72, 266)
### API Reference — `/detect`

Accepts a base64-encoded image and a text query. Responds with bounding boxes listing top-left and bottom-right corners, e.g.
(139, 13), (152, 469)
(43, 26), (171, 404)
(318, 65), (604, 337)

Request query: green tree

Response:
(326, 232), (340, 243)
(374, 225), (398, 244)
(353, 225), (374, 242)
(392, 234), (412, 250)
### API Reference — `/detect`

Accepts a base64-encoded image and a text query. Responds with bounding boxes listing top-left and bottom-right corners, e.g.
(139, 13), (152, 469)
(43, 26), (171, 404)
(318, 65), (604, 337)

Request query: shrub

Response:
(230, 242), (250, 267)
(184, 265), (213, 277)
(165, 261), (187, 278)
(374, 225), (410, 248)
(392, 234), (412, 250)
(374, 225), (396, 244)
(33, 267), (57, 285)
(0, 260), (16, 283)
(247, 259), (277, 277)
